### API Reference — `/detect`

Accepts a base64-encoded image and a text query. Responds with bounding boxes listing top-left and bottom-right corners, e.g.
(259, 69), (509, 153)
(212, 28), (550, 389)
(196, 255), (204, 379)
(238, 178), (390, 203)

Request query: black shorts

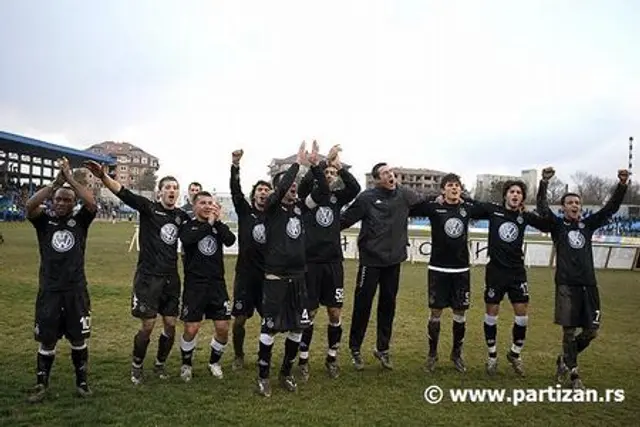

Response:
(306, 262), (344, 310)
(232, 269), (263, 318)
(428, 269), (470, 310)
(484, 263), (529, 305)
(131, 271), (181, 319)
(34, 288), (91, 344)
(181, 282), (231, 322)
(261, 276), (310, 333)
(555, 285), (601, 329)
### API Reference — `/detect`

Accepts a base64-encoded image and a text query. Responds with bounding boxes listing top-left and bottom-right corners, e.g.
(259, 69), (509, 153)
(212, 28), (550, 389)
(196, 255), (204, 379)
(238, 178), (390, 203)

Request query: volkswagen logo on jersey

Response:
(286, 217), (302, 239)
(444, 217), (464, 238)
(198, 235), (218, 256)
(51, 230), (75, 253)
(160, 223), (179, 245)
(252, 223), (266, 244)
(315, 206), (334, 227)
(567, 230), (586, 249)
(498, 221), (519, 243)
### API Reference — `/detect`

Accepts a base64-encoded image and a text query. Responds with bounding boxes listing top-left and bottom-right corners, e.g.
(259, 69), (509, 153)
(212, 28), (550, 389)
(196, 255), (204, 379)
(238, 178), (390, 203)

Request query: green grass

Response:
(0, 221), (638, 426)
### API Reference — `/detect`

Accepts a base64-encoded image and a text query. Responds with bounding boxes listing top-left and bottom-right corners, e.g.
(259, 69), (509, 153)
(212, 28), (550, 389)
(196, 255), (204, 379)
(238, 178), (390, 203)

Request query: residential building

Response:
(267, 154), (352, 181)
(365, 167), (449, 193)
(475, 169), (538, 202)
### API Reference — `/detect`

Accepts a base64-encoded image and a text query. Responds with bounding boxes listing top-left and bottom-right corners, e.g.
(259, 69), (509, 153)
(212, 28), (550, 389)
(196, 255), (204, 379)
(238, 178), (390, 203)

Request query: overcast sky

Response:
(1, 0), (638, 196)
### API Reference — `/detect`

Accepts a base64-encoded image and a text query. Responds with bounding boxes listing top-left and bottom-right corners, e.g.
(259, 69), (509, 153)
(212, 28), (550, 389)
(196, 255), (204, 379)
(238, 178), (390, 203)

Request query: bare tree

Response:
(138, 169), (158, 191)
(571, 171), (616, 205)
(623, 182), (640, 204)
(546, 177), (567, 204)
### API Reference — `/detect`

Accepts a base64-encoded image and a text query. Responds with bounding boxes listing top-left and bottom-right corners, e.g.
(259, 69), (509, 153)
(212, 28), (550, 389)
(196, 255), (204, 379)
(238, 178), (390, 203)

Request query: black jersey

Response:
(298, 166), (360, 263)
(482, 203), (551, 271)
(29, 206), (96, 291)
(410, 200), (485, 270)
(116, 187), (190, 276)
(230, 164), (267, 275)
(537, 180), (627, 287)
(263, 163), (328, 276)
(180, 218), (236, 285)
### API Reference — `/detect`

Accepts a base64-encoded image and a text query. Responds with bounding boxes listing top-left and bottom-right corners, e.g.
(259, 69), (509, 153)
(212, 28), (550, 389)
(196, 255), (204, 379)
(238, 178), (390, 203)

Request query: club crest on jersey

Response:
(235, 301), (243, 310)
(459, 207), (467, 217)
(286, 217), (302, 239)
(67, 219), (76, 227)
(487, 288), (495, 299)
(198, 235), (218, 256)
(51, 230), (75, 253)
(176, 216), (182, 225)
(160, 223), (179, 245)
(330, 195), (337, 204)
(316, 206), (334, 227)
(444, 217), (464, 238)
(578, 222), (585, 229)
(252, 223), (266, 244)
(567, 230), (586, 249)
(294, 206), (301, 216)
(516, 215), (524, 224)
(498, 222), (519, 243)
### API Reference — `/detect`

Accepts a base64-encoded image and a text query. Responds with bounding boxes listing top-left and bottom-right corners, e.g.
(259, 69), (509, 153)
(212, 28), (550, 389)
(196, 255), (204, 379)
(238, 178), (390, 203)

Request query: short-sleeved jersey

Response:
(482, 204), (551, 271)
(29, 206), (96, 291)
(180, 218), (236, 287)
(117, 187), (190, 276)
(230, 164), (268, 274)
(410, 200), (485, 270)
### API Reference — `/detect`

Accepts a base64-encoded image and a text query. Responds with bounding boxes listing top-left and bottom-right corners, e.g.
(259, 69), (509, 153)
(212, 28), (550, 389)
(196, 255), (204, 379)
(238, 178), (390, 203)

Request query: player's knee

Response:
(215, 321), (230, 339)
(563, 327), (576, 341)
(430, 309), (443, 320)
(452, 313), (466, 323)
(183, 323), (200, 339)
(287, 331), (303, 343)
(514, 315), (528, 327)
(69, 339), (86, 349)
(327, 308), (341, 324)
(485, 304), (500, 316)
(140, 319), (155, 335)
(512, 303), (528, 316)
(259, 333), (275, 346)
(484, 313), (498, 326)
(39, 342), (57, 353)
(233, 316), (247, 327)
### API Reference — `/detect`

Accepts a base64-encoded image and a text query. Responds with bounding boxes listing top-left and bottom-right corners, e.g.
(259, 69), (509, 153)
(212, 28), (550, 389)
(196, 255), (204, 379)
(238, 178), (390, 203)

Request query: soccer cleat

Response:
(373, 349), (393, 370)
(209, 363), (223, 379)
(506, 352), (525, 377)
(153, 363), (169, 380)
(26, 384), (47, 404)
(425, 354), (438, 373)
(76, 382), (93, 398)
(571, 376), (585, 390)
(299, 363), (310, 382)
(232, 356), (245, 371)
(279, 372), (297, 392)
(486, 357), (498, 376)
(450, 350), (467, 373)
(131, 365), (143, 385)
(325, 360), (340, 379)
(351, 351), (365, 371)
(180, 365), (193, 382)
(555, 355), (568, 384)
(255, 377), (271, 397)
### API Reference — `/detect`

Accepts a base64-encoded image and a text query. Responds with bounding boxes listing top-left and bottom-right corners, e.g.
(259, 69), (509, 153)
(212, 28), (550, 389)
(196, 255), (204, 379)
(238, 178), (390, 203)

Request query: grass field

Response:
(0, 221), (638, 427)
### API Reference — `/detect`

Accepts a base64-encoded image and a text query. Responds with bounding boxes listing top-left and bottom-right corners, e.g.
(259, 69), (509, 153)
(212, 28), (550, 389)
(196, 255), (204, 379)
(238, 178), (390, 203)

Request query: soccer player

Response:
(409, 173), (485, 373)
(536, 167), (628, 388)
(472, 181), (551, 376)
(84, 160), (190, 384)
(178, 192), (236, 381)
(181, 182), (203, 218)
(25, 157), (97, 403)
(228, 149), (273, 370)
(256, 141), (329, 397)
(340, 162), (424, 371)
(295, 144), (360, 380)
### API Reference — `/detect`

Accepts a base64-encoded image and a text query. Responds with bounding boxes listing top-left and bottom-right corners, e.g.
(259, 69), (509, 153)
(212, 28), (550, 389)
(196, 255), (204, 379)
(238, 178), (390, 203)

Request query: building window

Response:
(141, 157), (148, 164)
(119, 165), (127, 171)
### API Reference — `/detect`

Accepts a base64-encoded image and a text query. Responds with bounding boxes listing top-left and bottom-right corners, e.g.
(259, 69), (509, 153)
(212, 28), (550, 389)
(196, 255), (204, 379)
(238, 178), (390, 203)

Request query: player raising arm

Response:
(25, 158), (97, 403)
(84, 160), (190, 385)
(536, 166), (628, 389)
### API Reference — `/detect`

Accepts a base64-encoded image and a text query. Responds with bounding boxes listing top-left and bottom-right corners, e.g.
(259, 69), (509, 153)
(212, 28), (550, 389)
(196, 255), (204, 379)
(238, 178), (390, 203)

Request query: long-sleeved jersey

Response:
(180, 218), (236, 285)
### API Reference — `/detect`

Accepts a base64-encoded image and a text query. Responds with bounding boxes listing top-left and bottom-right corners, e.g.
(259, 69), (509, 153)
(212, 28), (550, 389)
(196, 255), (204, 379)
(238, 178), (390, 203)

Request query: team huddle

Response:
(24, 142), (629, 402)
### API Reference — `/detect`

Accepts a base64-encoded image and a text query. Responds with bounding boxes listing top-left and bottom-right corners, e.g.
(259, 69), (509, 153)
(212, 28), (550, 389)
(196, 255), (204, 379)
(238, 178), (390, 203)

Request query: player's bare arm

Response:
(59, 157), (97, 213)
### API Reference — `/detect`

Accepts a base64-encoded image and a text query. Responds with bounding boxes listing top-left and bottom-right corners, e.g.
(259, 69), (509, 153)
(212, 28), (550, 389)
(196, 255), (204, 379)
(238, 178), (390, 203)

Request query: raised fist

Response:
(231, 149), (244, 165)
(542, 167), (555, 181)
(618, 169), (630, 184)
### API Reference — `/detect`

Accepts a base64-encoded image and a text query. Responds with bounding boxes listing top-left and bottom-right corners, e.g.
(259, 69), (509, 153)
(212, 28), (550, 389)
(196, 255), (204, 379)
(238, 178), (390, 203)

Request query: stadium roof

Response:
(0, 130), (116, 167)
